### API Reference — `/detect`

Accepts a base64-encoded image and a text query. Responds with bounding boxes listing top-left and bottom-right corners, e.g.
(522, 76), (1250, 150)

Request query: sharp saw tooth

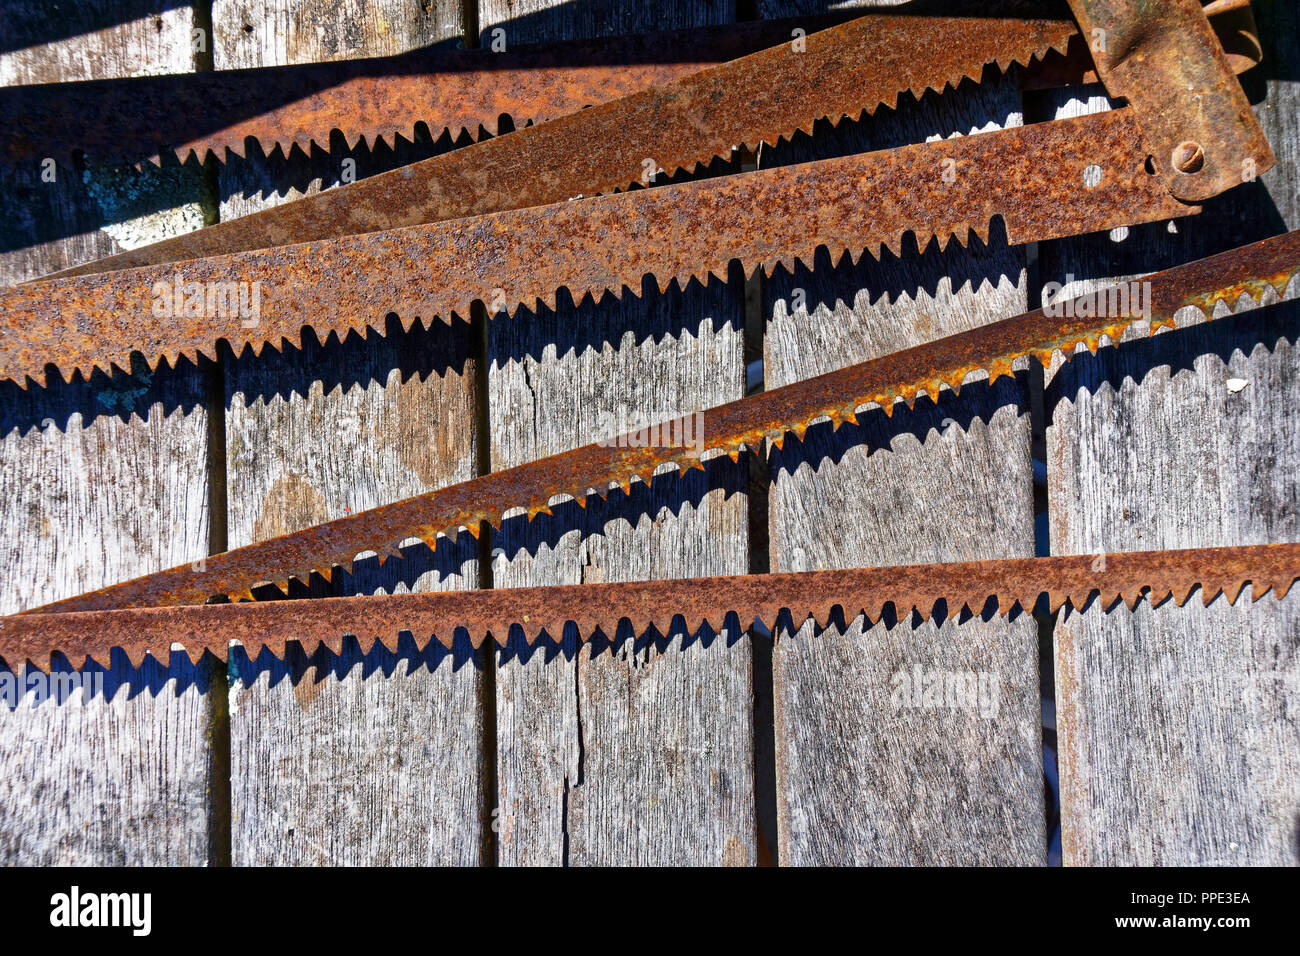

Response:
(13, 543), (1297, 665)
(10, 233), (1297, 617)
(1223, 578), (1250, 605)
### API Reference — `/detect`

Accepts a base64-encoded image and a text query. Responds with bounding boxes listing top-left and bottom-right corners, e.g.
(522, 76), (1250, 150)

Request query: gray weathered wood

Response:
(761, 0), (1043, 866)
(0, 0), (213, 864)
(214, 0), (485, 865)
(1044, 5), (1300, 864)
(1050, 281), (1300, 865)
(482, 0), (755, 867)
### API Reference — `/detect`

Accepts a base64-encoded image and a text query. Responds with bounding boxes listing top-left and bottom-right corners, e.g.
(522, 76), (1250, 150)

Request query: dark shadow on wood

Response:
(0, 647), (213, 705)
(228, 629), (482, 693)
(495, 611), (744, 667)
(1044, 300), (1300, 421)
(0, 352), (210, 437)
(0, 0), (194, 55)
(767, 371), (1029, 482)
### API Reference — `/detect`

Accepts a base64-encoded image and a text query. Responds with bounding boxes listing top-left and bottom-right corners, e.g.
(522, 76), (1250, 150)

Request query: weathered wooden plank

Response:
(0, 0), (206, 279)
(213, 0), (460, 65)
(760, 0), (1044, 866)
(0, 0), (213, 864)
(1049, 289), (1300, 865)
(213, 0), (485, 865)
(1042, 6), (1300, 865)
(482, 0), (754, 867)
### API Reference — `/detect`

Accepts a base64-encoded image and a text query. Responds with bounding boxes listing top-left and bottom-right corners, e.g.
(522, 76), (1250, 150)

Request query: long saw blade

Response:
(2, 544), (1296, 670)
(0, 2), (1260, 170)
(1, 108), (1204, 387)
(18, 229), (1299, 615)
(0, 14), (854, 167)
(39, 11), (1082, 280)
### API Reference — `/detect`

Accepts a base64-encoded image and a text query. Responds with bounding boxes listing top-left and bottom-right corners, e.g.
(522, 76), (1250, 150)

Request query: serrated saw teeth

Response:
(3, 544), (1296, 672)
(0, 108), (1207, 389)
(0, 14), (853, 167)
(12, 231), (1300, 619)
(35, 13), (1094, 284)
(1, 3), (1260, 173)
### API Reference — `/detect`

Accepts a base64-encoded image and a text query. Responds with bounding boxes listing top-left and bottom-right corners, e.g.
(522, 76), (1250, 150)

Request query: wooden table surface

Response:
(0, 0), (1296, 866)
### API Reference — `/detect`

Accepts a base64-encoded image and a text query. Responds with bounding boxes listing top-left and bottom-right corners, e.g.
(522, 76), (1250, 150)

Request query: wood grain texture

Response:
(1049, 294), (1300, 865)
(0, 0), (204, 279)
(213, 0), (459, 66)
(481, 0), (755, 868)
(214, 0), (486, 865)
(0, 0), (213, 864)
(0, 0), (195, 84)
(762, 0), (1043, 866)
(1043, 5), (1300, 864)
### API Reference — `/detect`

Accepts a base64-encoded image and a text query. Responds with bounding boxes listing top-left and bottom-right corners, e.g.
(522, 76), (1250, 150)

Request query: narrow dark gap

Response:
(562, 627), (586, 868)
(191, 0), (231, 869)
(203, 356), (231, 867)
(191, 0), (214, 73)
(1028, 354), (1061, 866)
(738, 141), (778, 867)
(461, 0), (480, 49)
(1026, 237), (1061, 865)
(573, 651), (586, 789)
(570, 640), (586, 865)
(1023, 82), (1066, 868)
(560, 777), (571, 865)
(458, 0), (500, 871)
(472, 299), (500, 871)
(205, 646), (232, 866)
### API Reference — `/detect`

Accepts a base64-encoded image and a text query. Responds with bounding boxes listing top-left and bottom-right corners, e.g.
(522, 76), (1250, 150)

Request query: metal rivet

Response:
(1172, 141), (1205, 174)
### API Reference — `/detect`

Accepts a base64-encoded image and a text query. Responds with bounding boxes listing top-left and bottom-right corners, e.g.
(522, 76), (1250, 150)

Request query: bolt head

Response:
(1172, 141), (1205, 174)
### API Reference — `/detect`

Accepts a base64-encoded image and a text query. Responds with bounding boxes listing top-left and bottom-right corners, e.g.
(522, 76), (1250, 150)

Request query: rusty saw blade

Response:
(35, 1), (1269, 285)
(19, 229), (1299, 616)
(0, 1), (1259, 171)
(1, 108), (1211, 387)
(2, 544), (1295, 670)
(38, 10), (1085, 280)
(0, 14), (852, 167)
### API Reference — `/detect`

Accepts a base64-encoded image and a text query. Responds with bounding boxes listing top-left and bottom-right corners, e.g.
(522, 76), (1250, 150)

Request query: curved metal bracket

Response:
(1068, 0), (1275, 202)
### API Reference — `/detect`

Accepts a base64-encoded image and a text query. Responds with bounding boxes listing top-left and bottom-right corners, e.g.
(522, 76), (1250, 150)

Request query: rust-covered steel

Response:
(20, 229), (1300, 617)
(0, 2), (1260, 171)
(2, 109), (1203, 386)
(42, 11), (1084, 280)
(0, 15), (850, 167)
(1067, 0), (1273, 202)
(3, 543), (1296, 671)
(1022, 0), (1260, 90)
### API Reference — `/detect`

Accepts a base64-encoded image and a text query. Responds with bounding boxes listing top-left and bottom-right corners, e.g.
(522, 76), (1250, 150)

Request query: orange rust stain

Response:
(386, 367), (474, 489)
(253, 473), (331, 541)
(1184, 271), (1295, 316)
(722, 833), (748, 867)
(293, 662), (325, 713)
